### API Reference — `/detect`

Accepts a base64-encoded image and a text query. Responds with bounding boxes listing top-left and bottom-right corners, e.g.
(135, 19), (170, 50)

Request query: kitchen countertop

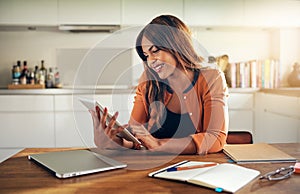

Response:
(0, 86), (136, 95)
(260, 88), (300, 97)
(0, 87), (299, 97)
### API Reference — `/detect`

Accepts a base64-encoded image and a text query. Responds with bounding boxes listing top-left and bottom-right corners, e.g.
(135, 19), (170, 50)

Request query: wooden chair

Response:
(226, 131), (253, 144)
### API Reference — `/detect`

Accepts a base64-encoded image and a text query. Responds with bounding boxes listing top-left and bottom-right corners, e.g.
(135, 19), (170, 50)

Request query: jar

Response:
(288, 62), (300, 87)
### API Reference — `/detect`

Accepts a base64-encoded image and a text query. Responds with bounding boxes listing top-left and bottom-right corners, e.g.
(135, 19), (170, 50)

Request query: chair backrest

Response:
(226, 131), (253, 144)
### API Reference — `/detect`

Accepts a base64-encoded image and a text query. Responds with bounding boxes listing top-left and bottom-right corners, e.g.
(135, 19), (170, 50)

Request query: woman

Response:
(90, 15), (228, 155)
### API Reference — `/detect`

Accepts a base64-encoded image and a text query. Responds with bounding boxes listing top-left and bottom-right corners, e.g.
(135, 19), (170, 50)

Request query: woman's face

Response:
(141, 36), (177, 80)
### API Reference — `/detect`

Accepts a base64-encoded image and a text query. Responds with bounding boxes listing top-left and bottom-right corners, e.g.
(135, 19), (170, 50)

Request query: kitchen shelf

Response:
(8, 84), (45, 89)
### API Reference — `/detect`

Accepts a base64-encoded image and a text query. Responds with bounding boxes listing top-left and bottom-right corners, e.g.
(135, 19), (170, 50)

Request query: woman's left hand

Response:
(130, 125), (160, 151)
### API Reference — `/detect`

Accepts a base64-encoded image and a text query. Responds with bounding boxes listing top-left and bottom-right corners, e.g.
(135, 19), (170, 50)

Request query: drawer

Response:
(0, 112), (55, 147)
(228, 93), (253, 109)
(229, 110), (253, 132)
(263, 94), (300, 118)
(0, 95), (54, 111)
(55, 94), (135, 113)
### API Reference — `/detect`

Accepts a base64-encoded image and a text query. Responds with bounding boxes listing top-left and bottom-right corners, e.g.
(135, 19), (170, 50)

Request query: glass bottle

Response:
(40, 60), (47, 85)
(34, 65), (39, 84)
(46, 67), (54, 88)
(54, 67), (61, 88)
(20, 61), (28, 84)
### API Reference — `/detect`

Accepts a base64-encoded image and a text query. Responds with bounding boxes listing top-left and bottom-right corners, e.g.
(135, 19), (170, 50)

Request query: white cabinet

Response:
(0, 95), (55, 147)
(58, 0), (121, 25)
(244, 0), (300, 27)
(255, 93), (300, 143)
(227, 92), (254, 137)
(0, 93), (134, 148)
(122, 0), (183, 25)
(54, 95), (95, 147)
(0, 0), (58, 25)
(54, 94), (134, 147)
(184, 0), (244, 26)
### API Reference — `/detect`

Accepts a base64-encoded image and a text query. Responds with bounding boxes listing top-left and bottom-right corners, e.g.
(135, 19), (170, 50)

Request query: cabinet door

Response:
(122, 0), (183, 25)
(255, 112), (300, 143)
(54, 94), (134, 147)
(0, 95), (55, 148)
(58, 0), (121, 25)
(229, 110), (253, 133)
(228, 93), (253, 110)
(227, 93), (254, 135)
(244, 0), (300, 27)
(0, 113), (55, 147)
(263, 94), (300, 119)
(255, 92), (300, 143)
(55, 95), (95, 147)
(184, 0), (244, 26)
(55, 112), (94, 147)
(0, 0), (58, 25)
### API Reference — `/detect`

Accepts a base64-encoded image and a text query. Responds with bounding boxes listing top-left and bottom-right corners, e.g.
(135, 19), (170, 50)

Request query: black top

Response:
(150, 71), (199, 139)
(166, 70), (199, 94)
(150, 108), (196, 139)
(150, 71), (199, 138)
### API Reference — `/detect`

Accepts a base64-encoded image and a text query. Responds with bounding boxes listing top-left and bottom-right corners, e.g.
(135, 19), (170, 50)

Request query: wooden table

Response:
(0, 144), (299, 194)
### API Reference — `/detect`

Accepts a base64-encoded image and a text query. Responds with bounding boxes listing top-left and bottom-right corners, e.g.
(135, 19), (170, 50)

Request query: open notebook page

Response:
(149, 161), (218, 181)
(188, 163), (260, 193)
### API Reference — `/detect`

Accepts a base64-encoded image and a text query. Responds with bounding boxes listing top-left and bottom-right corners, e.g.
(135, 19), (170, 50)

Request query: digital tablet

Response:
(78, 97), (143, 146)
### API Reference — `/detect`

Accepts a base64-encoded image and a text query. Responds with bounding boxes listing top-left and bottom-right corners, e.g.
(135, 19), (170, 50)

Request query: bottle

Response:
(38, 69), (45, 85)
(54, 67), (61, 88)
(12, 65), (20, 85)
(20, 61), (28, 84)
(12, 60), (21, 84)
(40, 60), (47, 85)
(46, 67), (54, 88)
(34, 65), (39, 84)
(28, 68), (35, 85)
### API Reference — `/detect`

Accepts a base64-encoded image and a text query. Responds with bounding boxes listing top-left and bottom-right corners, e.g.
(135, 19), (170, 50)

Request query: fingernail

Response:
(104, 107), (107, 112)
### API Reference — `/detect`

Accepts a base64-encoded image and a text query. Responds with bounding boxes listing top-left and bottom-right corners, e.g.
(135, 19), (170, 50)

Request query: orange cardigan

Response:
(129, 68), (229, 154)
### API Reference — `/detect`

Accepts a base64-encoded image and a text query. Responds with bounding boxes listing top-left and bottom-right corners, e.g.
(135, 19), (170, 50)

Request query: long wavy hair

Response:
(135, 15), (203, 126)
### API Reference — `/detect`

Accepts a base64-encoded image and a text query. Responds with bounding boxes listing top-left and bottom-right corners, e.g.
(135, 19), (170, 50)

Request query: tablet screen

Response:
(78, 97), (142, 146)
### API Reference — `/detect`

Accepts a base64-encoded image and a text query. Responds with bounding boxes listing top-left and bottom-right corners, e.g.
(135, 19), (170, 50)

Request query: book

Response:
(149, 160), (260, 193)
(223, 143), (297, 164)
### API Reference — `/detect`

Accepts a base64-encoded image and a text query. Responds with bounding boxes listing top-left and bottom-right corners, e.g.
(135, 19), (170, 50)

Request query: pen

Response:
(166, 163), (218, 172)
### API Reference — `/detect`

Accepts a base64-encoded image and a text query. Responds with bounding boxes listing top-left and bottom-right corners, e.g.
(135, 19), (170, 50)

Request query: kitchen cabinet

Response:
(244, 0), (300, 27)
(0, 92), (135, 148)
(58, 0), (121, 25)
(0, 0), (58, 25)
(184, 0), (244, 26)
(255, 92), (300, 143)
(0, 95), (55, 147)
(54, 95), (93, 147)
(227, 91), (255, 139)
(54, 94), (134, 147)
(122, 0), (183, 25)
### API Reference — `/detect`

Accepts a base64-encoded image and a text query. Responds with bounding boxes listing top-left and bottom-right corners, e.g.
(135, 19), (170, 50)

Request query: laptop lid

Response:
(28, 150), (127, 178)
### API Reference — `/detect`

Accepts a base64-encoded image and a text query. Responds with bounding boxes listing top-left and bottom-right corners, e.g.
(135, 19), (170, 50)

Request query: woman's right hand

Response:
(89, 106), (125, 149)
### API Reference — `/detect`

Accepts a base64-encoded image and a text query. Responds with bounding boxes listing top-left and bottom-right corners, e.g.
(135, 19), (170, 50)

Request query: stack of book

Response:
(228, 59), (280, 88)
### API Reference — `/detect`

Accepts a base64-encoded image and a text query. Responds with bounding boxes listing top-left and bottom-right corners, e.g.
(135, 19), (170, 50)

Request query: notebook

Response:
(149, 160), (260, 193)
(28, 150), (127, 178)
(223, 143), (297, 163)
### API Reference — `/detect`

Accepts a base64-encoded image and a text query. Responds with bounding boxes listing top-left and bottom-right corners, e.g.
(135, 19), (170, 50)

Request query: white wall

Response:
(0, 30), (109, 87)
(191, 27), (271, 62)
(279, 29), (300, 86)
(0, 27), (299, 87)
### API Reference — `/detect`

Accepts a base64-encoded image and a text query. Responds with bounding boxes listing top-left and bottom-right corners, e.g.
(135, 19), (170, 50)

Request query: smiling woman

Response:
(90, 15), (229, 155)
